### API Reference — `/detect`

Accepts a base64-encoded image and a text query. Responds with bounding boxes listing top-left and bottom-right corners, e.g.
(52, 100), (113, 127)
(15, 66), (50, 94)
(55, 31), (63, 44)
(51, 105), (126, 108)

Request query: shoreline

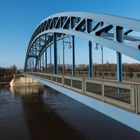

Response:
(0, 82), (10, 87)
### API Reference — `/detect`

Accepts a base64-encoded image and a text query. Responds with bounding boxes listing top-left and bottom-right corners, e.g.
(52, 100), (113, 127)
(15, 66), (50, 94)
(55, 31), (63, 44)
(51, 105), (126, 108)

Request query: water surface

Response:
(0, 85), (140, 140)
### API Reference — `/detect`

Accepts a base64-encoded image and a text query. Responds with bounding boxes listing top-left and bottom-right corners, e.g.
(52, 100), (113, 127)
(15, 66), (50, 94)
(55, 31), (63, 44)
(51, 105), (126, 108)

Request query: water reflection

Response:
(10, 85), (85, 140)
(0, 84), (140, 140)
(0, 88), (30, 140)
(10, 84), (44, 96)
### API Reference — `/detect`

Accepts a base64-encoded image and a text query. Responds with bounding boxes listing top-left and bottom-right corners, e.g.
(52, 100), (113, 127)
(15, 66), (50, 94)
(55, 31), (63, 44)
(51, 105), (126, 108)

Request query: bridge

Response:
(23, 12), (140, 131)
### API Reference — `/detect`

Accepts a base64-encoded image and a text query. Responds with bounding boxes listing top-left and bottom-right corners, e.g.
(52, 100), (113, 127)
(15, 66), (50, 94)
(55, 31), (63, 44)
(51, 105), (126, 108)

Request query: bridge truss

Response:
(24, 12), (140, 82)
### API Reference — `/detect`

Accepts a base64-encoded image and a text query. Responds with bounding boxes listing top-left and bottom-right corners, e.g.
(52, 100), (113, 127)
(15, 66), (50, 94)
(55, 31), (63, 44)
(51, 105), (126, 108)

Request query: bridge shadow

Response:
(12, 85), (85, 140)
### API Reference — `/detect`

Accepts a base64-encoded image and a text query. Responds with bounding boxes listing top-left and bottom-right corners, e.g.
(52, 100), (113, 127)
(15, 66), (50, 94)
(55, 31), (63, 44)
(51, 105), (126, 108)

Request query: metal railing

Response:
(25, 72), (140, 114)
(58, 70), (140, 80)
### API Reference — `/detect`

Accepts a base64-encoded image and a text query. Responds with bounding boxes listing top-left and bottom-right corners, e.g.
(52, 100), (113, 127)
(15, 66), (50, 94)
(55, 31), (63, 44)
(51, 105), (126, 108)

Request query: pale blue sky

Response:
(0, 0), (140, 68)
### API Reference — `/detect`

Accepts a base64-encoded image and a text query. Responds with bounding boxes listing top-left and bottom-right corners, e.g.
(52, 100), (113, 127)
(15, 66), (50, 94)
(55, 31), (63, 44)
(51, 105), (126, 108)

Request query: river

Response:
(0, 85), (140, 140)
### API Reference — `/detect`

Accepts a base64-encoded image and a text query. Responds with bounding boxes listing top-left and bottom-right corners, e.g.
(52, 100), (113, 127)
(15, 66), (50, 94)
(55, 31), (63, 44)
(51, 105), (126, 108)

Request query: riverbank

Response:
(0, 75), (13, 87)
(0, 82), (10, 87)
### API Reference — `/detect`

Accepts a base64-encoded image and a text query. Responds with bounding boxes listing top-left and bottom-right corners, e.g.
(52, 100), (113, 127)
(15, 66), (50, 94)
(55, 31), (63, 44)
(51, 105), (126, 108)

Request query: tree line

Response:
(0, 65), (17, 77)
(66, 63), (140, 72)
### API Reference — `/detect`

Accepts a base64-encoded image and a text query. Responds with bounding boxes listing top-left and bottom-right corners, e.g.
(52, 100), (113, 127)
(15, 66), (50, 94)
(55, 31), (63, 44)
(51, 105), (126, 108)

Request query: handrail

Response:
(24, 72), (140, 114)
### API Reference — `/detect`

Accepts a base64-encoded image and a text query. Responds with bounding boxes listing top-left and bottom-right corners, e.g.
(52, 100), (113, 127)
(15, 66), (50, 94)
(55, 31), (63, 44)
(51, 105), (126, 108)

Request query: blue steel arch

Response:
(25, 12), (140, 80)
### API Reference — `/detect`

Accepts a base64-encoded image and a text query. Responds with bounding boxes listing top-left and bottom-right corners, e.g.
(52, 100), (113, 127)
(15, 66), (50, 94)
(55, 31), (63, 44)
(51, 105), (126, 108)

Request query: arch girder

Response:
(25, 12), (140, 70)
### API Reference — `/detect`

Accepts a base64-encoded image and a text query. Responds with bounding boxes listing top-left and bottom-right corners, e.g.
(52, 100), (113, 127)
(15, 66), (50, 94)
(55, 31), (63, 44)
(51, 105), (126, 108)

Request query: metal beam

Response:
(89, 41), (93, 78)
(40, 58), (41, 72)
(31, 29), (140, 61)
(72, 36), (75, 77)
(25, 12), (140, 72)
(54, 33), (58, 75)
(116, 26), (123, 82)
(50, 45), (52, 73)
(42, 53), (44, 72)
(45, 49), (47, 72)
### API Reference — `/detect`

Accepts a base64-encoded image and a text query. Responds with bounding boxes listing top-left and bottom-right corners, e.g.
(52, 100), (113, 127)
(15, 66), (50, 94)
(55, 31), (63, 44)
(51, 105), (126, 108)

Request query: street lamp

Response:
(62, 34), (72, 76)
(95, 43), (104, 79)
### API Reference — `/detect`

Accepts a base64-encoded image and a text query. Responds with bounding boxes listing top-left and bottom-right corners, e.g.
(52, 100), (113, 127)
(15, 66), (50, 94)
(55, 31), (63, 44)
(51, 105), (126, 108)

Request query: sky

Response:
(0, 0), (140, 68)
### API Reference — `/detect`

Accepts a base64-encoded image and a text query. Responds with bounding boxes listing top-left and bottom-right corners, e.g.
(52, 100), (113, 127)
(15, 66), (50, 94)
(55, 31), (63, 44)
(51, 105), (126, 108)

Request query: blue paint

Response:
(72, 36), (75, 77)
(89, 41), (93, 78)
(54, 33), (58, 75)
(45, 49), (47, 72)
(116, 26), (123, 82)
(117, 52), (122, 82)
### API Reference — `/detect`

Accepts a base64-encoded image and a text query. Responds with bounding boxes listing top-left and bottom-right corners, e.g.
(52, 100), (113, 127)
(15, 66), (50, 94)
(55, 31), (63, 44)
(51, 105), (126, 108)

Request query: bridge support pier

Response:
(72, 36), (76, 77)
(54, 33), (58, 75)
(116, 26), (123, 82)
(89, 41), (93, 78)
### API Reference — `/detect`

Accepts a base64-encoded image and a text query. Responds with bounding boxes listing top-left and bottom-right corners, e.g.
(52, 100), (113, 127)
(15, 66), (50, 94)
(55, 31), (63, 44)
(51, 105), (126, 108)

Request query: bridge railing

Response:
(62, 70), (140, 81)
(25, 72), (140, 114)
(85, 79), (135, 111)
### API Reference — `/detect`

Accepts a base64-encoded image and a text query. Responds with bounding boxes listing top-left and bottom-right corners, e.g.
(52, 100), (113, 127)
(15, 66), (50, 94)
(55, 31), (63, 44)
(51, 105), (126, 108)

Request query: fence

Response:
(25, 72), (140, 114)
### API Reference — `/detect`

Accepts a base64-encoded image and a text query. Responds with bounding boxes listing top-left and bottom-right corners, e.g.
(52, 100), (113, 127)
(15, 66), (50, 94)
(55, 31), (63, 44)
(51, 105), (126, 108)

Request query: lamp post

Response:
(95, 43), (104, 79)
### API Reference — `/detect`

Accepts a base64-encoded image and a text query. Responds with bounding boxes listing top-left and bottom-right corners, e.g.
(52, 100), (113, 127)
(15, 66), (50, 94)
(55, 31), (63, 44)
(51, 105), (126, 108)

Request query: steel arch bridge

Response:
(24, 12), (140, 82)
